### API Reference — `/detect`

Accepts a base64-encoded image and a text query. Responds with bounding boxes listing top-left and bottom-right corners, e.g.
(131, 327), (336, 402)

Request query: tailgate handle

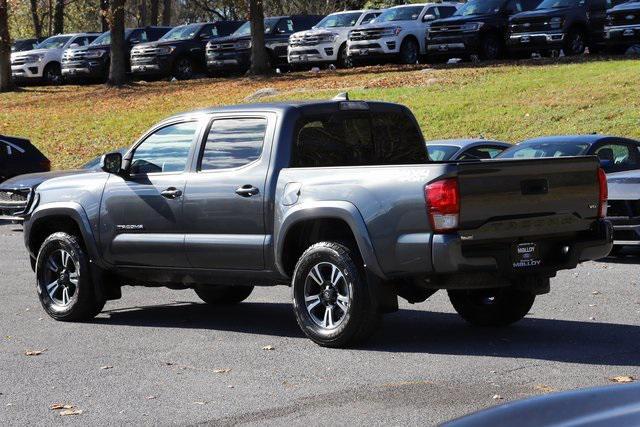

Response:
(521, 179), (549, 195)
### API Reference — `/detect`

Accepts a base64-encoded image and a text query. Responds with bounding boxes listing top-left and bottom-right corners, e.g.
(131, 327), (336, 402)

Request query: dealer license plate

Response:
(512, 242), (542, 269)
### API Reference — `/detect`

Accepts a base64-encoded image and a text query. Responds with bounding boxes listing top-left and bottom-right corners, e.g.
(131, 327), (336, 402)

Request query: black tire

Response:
(43, 63), (62, 85)
(194, 285), (254, 305)
(336, 43), (351, 68)
(292, 241), (381, 348)
(399, 37), (419, 64)
(172, 57), (194, 80)
(35, 232), (105, 321)
(563, 28), (586, 56)
(479, 33), (502, 60)
(608, 245), (624, 257)
(448, 287), (535, 327)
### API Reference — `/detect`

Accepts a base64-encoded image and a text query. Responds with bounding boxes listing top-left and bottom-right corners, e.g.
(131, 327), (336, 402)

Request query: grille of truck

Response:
(290, 35), (322, 47)
(609, 12), (640, 26)
(207, 43), (235, 53)
(428, 25), (465, 37)
(510, 19), (549, 33)
(0, 190), (29, 204)
(349, 29), (385, 41)
(63, 50), (88, 61)
(11, 57), (28, 66)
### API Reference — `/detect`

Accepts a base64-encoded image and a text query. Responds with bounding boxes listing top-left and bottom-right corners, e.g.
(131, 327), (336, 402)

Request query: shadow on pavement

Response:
(95, 301), (640, 366)
(595, 247), (640, 264)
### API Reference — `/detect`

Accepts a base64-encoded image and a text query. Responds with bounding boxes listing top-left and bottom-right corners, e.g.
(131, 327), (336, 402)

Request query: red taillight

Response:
(597, 167), (607, 218)
(426, 178), (460, 233)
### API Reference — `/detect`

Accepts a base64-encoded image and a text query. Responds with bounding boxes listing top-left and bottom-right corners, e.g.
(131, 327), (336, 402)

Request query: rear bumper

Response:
(431, 219), (613, 277)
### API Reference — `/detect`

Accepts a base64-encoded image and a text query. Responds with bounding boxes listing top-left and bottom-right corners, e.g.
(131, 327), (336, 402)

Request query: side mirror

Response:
(130, 38), (141, 44)
(101, 151), (123, 175)
(423, 14), (437, 22)
(69, 43), (80, 48)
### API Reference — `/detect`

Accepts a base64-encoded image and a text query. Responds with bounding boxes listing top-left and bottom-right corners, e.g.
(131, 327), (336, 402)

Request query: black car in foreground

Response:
(498, 134), (640, 174)
(206, 15), (324, 74)
(0, 136), (50, 183)
(426, 0), (542, 61)
(605, 1), (640, 52)
(425, 138), (511, 160)
(445, 383), (640, 427)
(508, 0), (626, 56)
(130, 21), (243, 80)
(0, 149), (126, 220)
(62, 26), (170, 81)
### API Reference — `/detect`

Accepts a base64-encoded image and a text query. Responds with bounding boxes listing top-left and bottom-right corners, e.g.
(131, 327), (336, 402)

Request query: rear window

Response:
(291, 112), (427, 167)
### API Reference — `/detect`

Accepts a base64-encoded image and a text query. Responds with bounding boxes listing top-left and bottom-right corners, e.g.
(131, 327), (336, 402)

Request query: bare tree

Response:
(161, 0), (171, 25)
(248, 0), (270, 76)
(149, 0), (158, 25)
(108, 0), (127, 86)
(30, 0), (43, 38)
(0, 0), (12, 92)
(53, 0), (64, 34)
(139, 0), (147, 26)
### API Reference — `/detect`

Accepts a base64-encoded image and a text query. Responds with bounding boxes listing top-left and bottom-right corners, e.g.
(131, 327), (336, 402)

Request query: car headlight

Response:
(156, 46), (176, 55)
(85, 49), (107, 59)
(24, 54), (45, 63)
(235, 40), (251, 50)
(380, 26), (403, 37)
(462, 22), (484, 32)
(549, 16), (563, 29)
(318, 33), (338, 43)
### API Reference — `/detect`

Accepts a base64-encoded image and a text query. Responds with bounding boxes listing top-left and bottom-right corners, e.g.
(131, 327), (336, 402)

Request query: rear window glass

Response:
(292, 112), (427, 167)
(499, 142), (590, 158)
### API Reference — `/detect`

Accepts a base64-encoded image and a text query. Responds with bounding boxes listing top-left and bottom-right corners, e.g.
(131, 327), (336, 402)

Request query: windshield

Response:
(377, 6), (424, 22)
(536, 0), (583, 8)
(427, 145), (461, 161)
(316, 12), (362, 28)
(455, 0), (504, 16)
(233, 18), (280, 37)
(160, 24), (201, 41)
(499, 141), (590, 158)
(35, 36), (72, 49)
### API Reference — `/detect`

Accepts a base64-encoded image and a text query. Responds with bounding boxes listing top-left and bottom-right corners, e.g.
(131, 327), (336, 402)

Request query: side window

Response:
(504, 0), (524, 14)
(130, 30), (147, 43)
(425, 7), (440, 19)
(594, 143), (640, 172)
(199, 118), (267, 170)
(277, 19), (295, 34)
(458, 146), (506, 161)
(361, 13), (377, 24)
(201, 24), (218, 38)
(523, 0), (542, 10)
(438, 6), (458, 18)
(130, 122), (199, 174)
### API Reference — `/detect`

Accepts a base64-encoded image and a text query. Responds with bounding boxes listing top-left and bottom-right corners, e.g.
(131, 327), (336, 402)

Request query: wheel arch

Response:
(275, 202), (385, 280)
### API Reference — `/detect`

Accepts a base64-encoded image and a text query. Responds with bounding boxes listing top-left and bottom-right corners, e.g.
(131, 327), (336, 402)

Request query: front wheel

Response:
(448, 287), (535, 327)
(292, 242), (380, 348)
(563, 29), (586, 56)
(43, 63), (63, 85)
(336, 43), (351, 68)
(36, 232), (105, 321)
(194, 285), (254, 305)
(399, 38), (419, 64)
(479, 33), (502, 60)
(172, 57), (194, 80)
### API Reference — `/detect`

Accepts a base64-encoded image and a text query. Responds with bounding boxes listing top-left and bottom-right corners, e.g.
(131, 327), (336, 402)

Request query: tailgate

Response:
(456, 156), (600, 239)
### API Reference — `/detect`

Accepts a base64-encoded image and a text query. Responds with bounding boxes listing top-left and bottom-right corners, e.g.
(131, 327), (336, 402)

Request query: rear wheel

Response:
(36, 232), (105, 321)
(399, 38), (419, 64)
(194, 285), (254, 305)
(448, 287), (535, 327)
(563, 29), (586, 56)
(292, 242), (380, 348)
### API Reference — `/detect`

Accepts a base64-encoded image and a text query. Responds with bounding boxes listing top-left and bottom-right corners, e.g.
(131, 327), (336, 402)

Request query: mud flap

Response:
(366, 270), (398, 314)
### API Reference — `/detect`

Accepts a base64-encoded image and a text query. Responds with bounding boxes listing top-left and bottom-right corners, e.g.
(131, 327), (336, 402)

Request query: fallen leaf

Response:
(99, 365), (113, 370)
(164, 361), (175, 366)
(25, 349), (46, 356)
(591, 291), (601, 295)
(60, 409), (83, 416)
(534, 384), (555, 393)
(227, 385), (235, 388)
(610, 376), (634, 383)
(262, 345), (275, 351)
(213, 368), (231, 374)
(145, 395), (157, 400)
(492, 394), (503, 400)
(50, 403), (73, 410)
(193, 401), (207, 405)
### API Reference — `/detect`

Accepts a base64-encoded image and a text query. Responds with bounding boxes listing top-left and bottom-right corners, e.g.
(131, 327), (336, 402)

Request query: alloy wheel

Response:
(304, 262), (350, 330)
(42, 249), (79, 307)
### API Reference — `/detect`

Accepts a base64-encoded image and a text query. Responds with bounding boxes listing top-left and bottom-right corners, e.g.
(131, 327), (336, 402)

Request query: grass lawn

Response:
(1, 57), (639, 169)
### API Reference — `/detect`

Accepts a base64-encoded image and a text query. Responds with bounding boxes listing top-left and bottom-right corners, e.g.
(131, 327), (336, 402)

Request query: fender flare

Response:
(25, 202), (104, 268)
(274, 201), (386, 280)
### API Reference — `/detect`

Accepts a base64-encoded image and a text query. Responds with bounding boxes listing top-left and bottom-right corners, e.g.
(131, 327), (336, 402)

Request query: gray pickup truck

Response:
(22, 98), (612, 347)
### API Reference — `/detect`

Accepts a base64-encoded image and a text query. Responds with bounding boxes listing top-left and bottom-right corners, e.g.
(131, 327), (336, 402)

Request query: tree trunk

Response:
(108, 0), (127, 86)
(0, 0), (12, 92)
(99, 0), (109, 31)
(149, 0), (158, 25)
(161, 0), (171, 26)
(29, 0), (42, 39)
(139, 0), (147, 26)
(248, 0), (270, 76)
(53, 0), (64, 34)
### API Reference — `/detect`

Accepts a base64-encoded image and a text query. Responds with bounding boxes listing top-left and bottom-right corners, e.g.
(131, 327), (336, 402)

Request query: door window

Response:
(276, 19), (294, 34)
(594, 143), (640, 173)
(200, 24), (219, 39)
(424, 7), (440, 19)
(199, 118), (267, 170)
(458, 145), (507, 160)
(438, 6), (458, 18)
(130, 122), (199, 174)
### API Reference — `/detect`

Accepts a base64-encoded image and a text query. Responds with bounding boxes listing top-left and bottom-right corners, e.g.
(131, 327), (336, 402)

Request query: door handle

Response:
(235, 185), (260, 197)
(161, 187), (183, 199)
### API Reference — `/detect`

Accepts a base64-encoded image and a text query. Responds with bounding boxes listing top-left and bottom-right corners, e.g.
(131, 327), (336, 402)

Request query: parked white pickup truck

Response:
(11, 33), (99, 84)
(347, 3), (460, 64)
(288, 9), (382, 68)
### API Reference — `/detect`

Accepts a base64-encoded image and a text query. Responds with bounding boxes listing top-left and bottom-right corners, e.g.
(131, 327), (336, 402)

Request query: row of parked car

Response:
(1, 130), (639, 253)
(10, 0), (640, 84)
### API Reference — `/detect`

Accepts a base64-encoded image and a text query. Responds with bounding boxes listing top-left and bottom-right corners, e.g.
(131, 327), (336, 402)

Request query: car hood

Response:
(351, 21), (406, 31)
(609, 1), (640, 12)
(134, 39), (192, 49)
(510, 8), (576, 22)
(291, 28), (341, 38)
(607, 170), (640, 200)
(211, 34), (250, 44)
(11, 48), (51, 58)
(0, 170), (85, 191)
(430, 14), (495, 26)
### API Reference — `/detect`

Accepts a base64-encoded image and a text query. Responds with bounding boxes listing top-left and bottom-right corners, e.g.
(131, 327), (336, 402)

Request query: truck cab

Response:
(426, 0), (542, 61)
(130, 21), (242, 80)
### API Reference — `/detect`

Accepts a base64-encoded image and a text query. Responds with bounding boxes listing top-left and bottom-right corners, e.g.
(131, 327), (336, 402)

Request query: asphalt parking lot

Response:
(1, 220), (639, 426)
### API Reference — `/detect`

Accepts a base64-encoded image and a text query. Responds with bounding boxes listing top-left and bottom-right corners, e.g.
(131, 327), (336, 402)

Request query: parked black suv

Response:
(12, 38), (45, 53)
(605, 1), (640, 52)
(206, 15), (324, 74)
(0, 135), (50, 184)
(62, 27), (170, 82)
(508, 0), (626, 56)
(426, 0), (542, 61)
(130, 21), (243, 80)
